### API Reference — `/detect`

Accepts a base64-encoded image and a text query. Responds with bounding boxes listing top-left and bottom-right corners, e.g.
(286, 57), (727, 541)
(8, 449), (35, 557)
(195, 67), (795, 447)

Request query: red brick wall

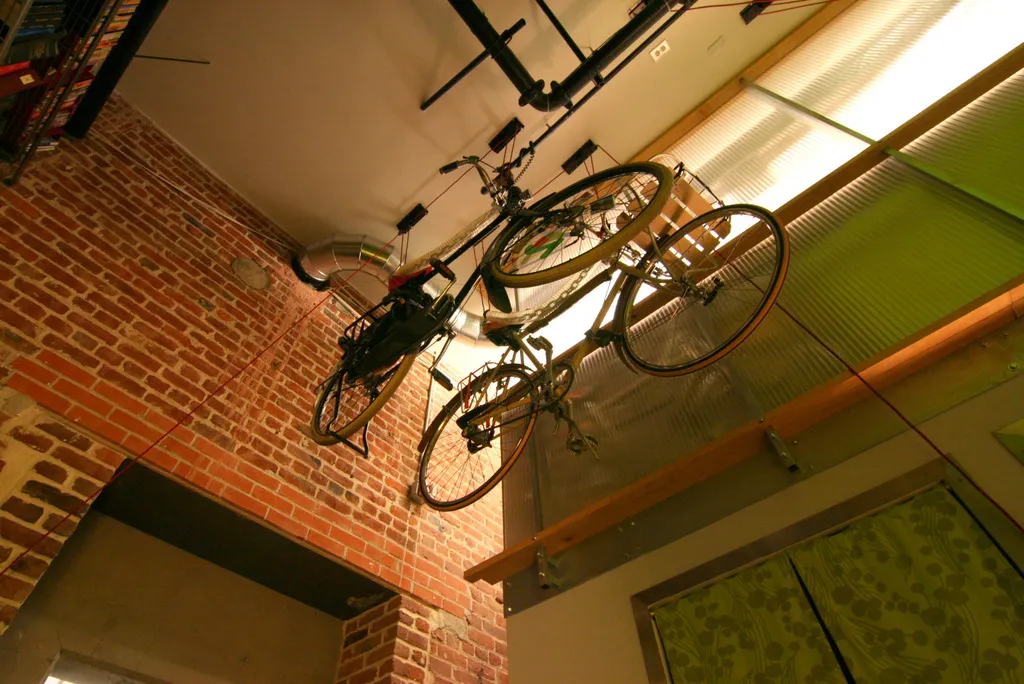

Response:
(0, 399), (107, 627)
(0, 94), (505, 679)
(338, 593), (506, 684)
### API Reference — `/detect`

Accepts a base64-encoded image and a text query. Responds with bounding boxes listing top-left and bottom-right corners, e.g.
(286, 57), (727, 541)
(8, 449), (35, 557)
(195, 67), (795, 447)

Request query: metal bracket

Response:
(536, 548), (562, 590)
(340, 421), (371, 459)
(407, 478), (425, 506)
(765, 427), (800, 473)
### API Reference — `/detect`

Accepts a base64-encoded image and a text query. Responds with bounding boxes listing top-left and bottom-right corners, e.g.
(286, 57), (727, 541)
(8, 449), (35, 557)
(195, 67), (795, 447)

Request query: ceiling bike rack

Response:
(423, 0), (698, 114)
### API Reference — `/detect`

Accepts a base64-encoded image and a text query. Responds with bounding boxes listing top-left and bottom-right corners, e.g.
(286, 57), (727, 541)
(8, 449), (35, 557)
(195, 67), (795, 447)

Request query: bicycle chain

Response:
(513, 148), (535, 188)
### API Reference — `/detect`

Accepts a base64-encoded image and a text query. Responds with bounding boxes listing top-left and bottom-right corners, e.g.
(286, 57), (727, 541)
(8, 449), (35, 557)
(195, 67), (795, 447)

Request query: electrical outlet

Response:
(649, 40), (670, 62)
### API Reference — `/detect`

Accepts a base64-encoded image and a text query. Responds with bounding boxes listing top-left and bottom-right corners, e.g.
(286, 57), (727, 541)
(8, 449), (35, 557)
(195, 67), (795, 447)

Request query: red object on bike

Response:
(388, 267), (431, 291)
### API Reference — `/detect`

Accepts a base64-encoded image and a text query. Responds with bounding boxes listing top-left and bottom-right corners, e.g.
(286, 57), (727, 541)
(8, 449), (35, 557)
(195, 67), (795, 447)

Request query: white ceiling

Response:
(119, 0), (821, 259)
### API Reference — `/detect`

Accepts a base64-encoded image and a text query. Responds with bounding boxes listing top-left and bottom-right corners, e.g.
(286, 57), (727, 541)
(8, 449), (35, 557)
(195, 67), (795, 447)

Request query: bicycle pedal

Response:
(431, 368), (454, 391)
(567, 435), (598, 455)
(527, 336), (552, 352)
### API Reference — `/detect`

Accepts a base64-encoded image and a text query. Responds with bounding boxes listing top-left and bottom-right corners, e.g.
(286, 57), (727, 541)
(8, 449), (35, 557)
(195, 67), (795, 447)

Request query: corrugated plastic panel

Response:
(757, 0), (1024, 139)
(778, 159), (1024, 366)
(902, 68), (1024, 218)
(664, 89), (867, 210)
(505, 157), (1024, 537)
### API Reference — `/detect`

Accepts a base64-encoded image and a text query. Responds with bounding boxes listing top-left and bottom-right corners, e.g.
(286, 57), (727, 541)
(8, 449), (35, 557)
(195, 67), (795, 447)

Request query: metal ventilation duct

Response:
(291, 234), (484, 340)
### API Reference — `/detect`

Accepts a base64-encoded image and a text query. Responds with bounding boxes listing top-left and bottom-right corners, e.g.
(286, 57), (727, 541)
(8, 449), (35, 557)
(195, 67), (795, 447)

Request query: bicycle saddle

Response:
(482, 321), (524, 349)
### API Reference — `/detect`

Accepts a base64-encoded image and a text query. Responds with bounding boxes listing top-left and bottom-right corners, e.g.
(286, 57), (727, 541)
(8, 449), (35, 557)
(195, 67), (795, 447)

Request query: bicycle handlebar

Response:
(439, 144), (535, 202)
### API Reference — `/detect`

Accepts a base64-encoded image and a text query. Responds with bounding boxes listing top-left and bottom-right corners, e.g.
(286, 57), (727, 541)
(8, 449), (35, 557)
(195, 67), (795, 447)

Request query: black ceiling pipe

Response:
(65, 0), (170, 139)
(448, 0), (680, 112)
(555, 0), (682, 98)
(447, 0), (553, 109)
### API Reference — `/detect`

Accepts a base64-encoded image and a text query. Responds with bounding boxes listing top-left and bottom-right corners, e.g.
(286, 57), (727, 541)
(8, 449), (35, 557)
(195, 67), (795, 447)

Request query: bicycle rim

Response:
(418, 365), (537, 511)
(614, 205), (789, 376)
(309, 354), (416, 445)
(489, 162), (673, 288)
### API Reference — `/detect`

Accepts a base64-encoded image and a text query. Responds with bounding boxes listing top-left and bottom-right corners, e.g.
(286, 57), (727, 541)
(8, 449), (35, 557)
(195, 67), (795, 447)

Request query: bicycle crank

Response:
(552, 399), (600, 459)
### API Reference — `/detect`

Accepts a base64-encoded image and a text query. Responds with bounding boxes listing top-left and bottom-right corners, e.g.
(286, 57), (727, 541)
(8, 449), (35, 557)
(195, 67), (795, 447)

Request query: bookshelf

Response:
(0, 0), (140, 184)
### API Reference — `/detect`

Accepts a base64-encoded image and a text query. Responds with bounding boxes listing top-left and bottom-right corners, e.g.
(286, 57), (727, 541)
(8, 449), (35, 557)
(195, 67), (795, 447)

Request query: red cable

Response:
(534, 170), (565, 197)
(506, 131), (519, 168)
(425, 165), (479, 210)
(598, 144), (621, 166)
(1, 234), (401, 577)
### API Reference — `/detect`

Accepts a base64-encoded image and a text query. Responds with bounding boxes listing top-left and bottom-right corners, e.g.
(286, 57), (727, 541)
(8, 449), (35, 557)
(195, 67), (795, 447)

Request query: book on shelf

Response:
(19, 20), (64, 34)
(0, 0), (65, 21)
(0, 65), (41, 98)
(13, 25), (59, 38)
(36, 138), (61, 153)
(22, 9), (67, 26)
(3, 30), (65, 65)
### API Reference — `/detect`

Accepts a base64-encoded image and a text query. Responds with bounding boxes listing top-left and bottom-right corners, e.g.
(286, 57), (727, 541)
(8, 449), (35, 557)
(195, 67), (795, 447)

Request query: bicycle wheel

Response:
(614, 205), (789, 376)
(309, 354), (416, 445)
(418, 365), (537, 511)
(489, 162), (673, 288)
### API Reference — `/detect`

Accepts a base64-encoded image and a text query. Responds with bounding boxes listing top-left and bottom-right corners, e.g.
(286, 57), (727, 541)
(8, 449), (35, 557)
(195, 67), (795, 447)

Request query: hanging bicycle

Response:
(308, 148), (674, 446)
(417, 202), (789, 510)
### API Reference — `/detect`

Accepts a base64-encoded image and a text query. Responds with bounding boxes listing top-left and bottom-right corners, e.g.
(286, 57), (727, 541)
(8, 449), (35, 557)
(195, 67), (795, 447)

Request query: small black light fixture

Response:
(740, 1), (774, 24)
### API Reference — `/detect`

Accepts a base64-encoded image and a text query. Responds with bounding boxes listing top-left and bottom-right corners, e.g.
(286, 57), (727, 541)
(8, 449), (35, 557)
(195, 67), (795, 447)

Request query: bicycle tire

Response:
(418, 364), (537, 511)
(309, 353), (417, 445)
(614, 205), (789, 376)
(488, 162), (674, 288)
(394, 207), (500, 278)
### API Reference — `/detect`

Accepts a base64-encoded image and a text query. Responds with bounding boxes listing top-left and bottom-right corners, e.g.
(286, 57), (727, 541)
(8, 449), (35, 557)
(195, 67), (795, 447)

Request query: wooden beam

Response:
(631, 0), (861, 163)
(464, 276), (1024, 584)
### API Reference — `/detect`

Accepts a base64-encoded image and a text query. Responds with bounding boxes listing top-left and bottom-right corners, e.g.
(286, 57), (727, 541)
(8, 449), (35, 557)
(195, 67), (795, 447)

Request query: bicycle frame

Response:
(456, 256), (649, 426)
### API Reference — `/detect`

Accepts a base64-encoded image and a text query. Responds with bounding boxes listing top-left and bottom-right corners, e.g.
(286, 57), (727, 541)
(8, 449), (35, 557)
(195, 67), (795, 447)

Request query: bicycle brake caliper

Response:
(584, 329), (619, 348)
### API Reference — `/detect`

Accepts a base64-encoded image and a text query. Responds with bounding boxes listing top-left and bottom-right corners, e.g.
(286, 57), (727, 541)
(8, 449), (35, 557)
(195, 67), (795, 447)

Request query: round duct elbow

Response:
(292, 234), (403, 290)
(290, 234), (484, 341)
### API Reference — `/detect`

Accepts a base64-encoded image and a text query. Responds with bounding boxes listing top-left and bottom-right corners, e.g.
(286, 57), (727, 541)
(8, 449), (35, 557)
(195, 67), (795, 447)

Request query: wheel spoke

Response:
(619, 206), (787, 374)
(495, 165), (670, 282)
(419, 366), (536, 509)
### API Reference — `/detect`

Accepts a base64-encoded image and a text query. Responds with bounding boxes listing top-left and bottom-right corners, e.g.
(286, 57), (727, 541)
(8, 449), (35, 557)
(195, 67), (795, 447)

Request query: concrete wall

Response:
(506, 371), (1024, 684)
(0, 513), (343, 684)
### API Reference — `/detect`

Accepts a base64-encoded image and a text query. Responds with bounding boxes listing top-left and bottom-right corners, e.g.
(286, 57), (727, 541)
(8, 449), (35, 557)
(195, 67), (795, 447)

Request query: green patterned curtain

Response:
(653, 555), (846, 683)
(790, 487), (1024, 683)
(653, 487), (1024, 683)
